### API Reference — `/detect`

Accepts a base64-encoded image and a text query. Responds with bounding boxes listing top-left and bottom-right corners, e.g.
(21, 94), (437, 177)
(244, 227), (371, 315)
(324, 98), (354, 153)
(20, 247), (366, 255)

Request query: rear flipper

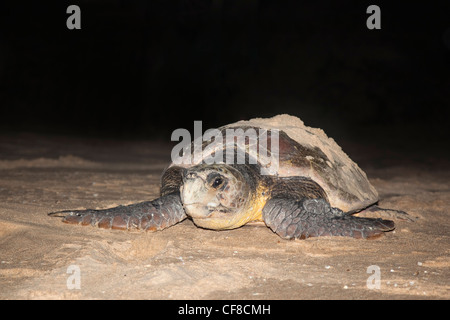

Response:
(355, 205), (417, 222)
(48, 193), (187, 231)
(262, 198), (395, 240)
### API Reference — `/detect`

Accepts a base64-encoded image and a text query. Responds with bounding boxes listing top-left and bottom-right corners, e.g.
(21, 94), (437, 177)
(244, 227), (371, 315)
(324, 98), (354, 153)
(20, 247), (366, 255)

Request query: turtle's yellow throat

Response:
(195, 183), (270, 230)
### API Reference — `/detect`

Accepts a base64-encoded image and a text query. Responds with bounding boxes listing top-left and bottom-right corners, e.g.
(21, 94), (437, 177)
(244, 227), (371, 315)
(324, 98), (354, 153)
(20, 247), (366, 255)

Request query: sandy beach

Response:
(0, 132), (448, 299)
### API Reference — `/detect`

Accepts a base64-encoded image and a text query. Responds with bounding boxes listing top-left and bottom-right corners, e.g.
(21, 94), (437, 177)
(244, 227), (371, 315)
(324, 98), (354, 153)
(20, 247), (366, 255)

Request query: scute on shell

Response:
(170, 114), (378, 213)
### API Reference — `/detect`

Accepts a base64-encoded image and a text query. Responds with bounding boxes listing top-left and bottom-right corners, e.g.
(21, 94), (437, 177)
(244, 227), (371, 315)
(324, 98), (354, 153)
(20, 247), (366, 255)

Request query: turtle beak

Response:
(181, 172), (214, 219)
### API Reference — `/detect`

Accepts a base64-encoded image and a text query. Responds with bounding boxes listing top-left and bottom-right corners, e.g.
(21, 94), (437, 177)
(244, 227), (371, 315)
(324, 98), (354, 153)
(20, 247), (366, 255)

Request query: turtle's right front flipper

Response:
(48, 192), (187, 231)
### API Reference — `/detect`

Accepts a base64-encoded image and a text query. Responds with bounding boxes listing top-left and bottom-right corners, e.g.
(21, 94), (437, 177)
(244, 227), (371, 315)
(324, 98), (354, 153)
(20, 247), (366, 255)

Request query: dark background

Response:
(0, 1), (449, 152)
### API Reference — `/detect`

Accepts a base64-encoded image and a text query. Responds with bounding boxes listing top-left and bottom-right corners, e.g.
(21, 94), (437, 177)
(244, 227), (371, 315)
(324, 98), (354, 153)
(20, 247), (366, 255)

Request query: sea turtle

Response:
(49, 114), (403, 239)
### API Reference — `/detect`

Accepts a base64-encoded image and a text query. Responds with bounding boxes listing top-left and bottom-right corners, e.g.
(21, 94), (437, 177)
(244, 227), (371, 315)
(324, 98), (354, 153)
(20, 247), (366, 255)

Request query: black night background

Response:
(0, 1), (448, 148)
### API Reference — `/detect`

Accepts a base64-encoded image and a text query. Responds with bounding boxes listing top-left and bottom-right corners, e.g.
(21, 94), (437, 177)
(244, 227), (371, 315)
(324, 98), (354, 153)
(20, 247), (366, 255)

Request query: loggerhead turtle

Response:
(49, 115), (403, 239)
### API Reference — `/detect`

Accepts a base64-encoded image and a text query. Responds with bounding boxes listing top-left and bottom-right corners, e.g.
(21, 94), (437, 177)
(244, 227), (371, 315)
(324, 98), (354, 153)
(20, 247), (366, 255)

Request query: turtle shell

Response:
(169, 114), (378, 213)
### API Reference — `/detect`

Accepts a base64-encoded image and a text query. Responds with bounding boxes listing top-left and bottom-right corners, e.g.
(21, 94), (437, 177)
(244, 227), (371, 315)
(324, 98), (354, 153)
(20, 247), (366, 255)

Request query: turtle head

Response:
(180, 164), (253, 230)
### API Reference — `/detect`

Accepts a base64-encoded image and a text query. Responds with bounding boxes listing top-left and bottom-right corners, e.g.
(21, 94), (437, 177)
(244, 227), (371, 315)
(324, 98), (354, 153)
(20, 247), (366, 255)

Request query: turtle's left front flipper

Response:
(262, 198), (395, 240)
(48, 192), (187, 231)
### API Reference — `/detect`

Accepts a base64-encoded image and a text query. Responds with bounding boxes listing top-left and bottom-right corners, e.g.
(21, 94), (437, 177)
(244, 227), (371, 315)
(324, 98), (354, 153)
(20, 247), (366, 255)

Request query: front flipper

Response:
(262, 198), (395, 239)
(48, 193), (187, 231)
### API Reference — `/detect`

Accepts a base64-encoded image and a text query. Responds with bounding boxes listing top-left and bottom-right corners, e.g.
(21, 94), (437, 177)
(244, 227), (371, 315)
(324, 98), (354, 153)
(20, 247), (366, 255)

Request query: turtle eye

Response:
(212, 177), (223, 189)
(207, 173), (226, 189)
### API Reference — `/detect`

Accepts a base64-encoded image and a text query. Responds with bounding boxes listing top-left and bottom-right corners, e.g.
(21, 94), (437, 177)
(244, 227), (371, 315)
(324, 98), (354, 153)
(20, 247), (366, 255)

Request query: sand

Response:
(0, 132), (449, 300)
